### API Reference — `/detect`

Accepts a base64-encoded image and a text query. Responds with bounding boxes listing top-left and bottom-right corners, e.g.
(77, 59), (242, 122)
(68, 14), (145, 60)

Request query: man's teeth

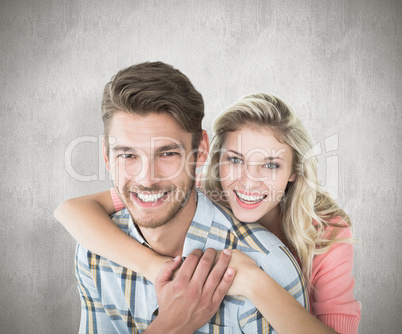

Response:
(137, 192), (165, 202)
(235, 191), (265, 204)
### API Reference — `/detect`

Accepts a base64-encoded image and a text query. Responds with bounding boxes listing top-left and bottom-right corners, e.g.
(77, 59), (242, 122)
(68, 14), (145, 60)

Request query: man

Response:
(75, 61), (307, 333)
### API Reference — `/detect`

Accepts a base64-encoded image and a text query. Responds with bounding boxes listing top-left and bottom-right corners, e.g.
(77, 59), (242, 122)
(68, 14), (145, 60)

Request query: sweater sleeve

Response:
(110, 188), (125, 212)
(311, 226), (362, 334)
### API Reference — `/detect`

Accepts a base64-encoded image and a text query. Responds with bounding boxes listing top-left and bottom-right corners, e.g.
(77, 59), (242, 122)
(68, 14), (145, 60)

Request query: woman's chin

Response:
(232, 208), (262, 224)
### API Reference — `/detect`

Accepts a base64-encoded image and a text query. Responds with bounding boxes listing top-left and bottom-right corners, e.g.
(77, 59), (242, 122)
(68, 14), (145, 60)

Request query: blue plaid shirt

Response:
(75, 190), (308, 333)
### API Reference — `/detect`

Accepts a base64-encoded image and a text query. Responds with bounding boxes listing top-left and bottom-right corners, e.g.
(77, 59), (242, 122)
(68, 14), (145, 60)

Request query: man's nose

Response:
(136, 157), (160, 186)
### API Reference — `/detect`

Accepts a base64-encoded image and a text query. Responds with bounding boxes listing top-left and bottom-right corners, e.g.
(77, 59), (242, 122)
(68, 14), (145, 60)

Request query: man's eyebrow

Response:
(111, 145), (136, 153)
(154, 143), (185, 154)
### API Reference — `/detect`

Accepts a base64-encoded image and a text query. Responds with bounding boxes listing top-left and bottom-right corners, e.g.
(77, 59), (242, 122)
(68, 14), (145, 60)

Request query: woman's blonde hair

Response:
(203, 93), (352, 286)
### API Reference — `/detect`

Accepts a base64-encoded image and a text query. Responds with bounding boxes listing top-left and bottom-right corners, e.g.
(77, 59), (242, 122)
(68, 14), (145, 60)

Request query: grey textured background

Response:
(1, 0), (401, 333)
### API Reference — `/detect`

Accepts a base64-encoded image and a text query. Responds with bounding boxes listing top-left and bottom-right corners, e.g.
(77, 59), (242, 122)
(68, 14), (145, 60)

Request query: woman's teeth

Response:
(235, 191), (265, 204)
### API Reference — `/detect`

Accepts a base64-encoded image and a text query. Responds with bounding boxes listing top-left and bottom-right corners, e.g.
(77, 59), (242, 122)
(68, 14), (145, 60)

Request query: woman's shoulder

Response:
(312, 216), (354, 272)
(316, 216), (352, 241)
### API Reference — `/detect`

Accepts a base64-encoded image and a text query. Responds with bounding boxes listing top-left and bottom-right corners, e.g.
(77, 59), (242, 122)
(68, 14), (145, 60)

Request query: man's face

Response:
(104, 112), (207, 229)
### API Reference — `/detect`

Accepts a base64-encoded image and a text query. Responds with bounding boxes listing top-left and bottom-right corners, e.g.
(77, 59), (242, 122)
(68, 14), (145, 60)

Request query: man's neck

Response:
(137, 190), (198, 258)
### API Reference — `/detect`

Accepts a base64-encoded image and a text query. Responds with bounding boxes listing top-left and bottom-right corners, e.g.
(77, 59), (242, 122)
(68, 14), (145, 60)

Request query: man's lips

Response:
(134, 191), (169, 203)
(128, 190), (171, 208)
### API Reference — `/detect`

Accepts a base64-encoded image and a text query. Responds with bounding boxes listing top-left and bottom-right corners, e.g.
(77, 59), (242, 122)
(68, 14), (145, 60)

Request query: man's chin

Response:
(127, 200), (186, 230)
(122, 186), (194, 229)
(130, 212), (172, 229)
(123, 203), (168, 229)
(134, 221), (168, 229)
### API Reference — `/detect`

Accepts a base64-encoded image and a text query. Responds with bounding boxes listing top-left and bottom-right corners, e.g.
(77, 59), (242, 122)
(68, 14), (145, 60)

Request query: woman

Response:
(55, 93), (361, 333)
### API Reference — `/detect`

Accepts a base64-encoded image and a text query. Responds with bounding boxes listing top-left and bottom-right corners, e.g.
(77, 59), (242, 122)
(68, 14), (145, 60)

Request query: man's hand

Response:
(145, 248), (235, 334)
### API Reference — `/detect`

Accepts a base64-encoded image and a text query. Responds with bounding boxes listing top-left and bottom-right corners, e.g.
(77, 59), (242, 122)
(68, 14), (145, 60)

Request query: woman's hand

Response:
(218, 251), (338, 334)
(215, 249), (261, 296)
(146, 248), (235, 334)
(145, 254), (174, 283)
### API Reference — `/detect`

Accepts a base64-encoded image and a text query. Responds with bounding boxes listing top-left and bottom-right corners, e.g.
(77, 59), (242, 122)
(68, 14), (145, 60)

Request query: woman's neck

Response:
(258, 206), (289, 247)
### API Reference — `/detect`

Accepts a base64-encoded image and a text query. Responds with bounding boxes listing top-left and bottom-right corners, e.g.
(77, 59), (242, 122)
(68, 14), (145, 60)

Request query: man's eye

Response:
(229, 157), (243, 164)
(161, 152), (178, 157)
(120, 154), (136, 159)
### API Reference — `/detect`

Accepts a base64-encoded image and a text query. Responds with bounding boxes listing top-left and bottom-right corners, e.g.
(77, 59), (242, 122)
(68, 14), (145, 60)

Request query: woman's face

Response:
(219, 125), (295, 224)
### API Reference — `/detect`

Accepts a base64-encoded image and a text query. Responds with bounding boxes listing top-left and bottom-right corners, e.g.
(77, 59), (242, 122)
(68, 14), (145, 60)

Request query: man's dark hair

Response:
(102, 61), (204, 153)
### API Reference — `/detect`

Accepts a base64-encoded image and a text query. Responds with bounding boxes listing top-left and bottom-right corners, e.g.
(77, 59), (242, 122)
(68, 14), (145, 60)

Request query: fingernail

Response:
(223, 249), (231, 255)
(174, 255), (181, 262)
(226, 268), (234, 276)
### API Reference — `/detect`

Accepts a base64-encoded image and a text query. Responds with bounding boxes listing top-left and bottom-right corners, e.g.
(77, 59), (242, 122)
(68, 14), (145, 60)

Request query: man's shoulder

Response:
(75, 208), (131, 266)
(206, 198), (308, 310)
(110, 208), (131, 233)
(208, 200), (284, 253)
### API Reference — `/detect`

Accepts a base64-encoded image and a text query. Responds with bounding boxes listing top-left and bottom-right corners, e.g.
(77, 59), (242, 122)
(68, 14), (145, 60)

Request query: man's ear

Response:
(196, 130), (209, 168)
(102, 137), (111, 171)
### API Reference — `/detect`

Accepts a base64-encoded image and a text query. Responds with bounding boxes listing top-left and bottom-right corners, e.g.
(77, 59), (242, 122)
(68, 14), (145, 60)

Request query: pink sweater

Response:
(307, 223), (361, 333)
(110, 189), (361, 333)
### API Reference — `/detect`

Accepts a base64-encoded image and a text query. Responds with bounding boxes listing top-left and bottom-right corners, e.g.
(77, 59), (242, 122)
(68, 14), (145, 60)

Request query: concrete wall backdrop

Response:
(1, 0), (400, 333)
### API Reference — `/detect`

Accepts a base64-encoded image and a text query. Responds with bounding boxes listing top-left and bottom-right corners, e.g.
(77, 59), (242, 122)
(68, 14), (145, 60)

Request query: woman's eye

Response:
(229, 157), (243, 164)
(264, 162), (279, 169)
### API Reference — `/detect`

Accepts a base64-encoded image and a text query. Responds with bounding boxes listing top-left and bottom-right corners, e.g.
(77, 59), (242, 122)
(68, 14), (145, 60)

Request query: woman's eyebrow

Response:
(226, 149), (244, 157)
(226, 149), (285, 161)
(265, 148), (288, 160)
(265, 156), (284, 161)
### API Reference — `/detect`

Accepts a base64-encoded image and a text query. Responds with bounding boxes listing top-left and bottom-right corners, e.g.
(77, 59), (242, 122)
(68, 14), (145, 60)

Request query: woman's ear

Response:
(288, 173), (296, 182)
(196, 130), (209, 168)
